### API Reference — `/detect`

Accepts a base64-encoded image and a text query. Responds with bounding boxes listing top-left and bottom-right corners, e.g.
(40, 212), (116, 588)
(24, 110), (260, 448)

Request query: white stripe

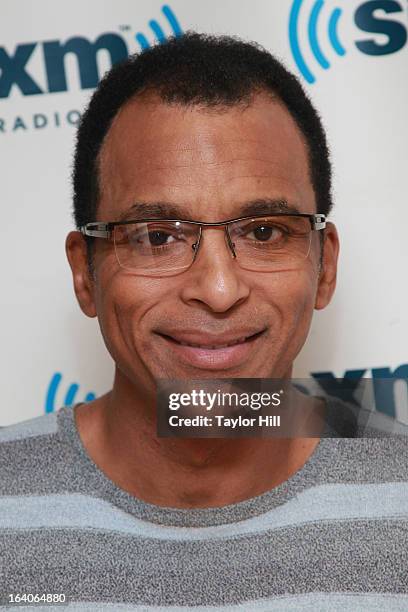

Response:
(0, 413), (57, 442)
(1, 482), (408, 541)
(4, 592), (408, 611)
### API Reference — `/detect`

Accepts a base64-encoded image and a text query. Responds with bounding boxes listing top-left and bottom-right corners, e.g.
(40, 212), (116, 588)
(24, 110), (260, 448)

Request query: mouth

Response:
(156, 329), (267, 370)
(161, 330), (265, 349)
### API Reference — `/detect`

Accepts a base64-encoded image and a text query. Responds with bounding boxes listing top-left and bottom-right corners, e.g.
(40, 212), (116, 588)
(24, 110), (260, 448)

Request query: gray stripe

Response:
(1, 483), (408, 540)
(1, 522), (407, 604)
(0, 413), (57, 442)
(3, 592), (408, 611)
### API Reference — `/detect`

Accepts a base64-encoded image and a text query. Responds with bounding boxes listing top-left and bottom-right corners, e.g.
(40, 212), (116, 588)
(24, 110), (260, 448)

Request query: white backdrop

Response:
(1, 0), (407, 425)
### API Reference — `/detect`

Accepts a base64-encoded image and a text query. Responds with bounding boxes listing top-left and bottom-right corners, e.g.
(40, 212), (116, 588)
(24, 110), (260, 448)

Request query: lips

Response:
(157, 329), (265, 350)
(155, 328), (266, 371)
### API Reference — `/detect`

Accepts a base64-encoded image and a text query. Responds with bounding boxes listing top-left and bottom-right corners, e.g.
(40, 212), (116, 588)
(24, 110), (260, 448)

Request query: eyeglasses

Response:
(80, 213), (326, 277)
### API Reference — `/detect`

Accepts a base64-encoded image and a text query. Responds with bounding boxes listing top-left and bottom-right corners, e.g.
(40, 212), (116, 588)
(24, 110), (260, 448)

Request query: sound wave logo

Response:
(45, 372), (96, 413)
(135, 5), (183, 50)
(289, 0), (346, 83)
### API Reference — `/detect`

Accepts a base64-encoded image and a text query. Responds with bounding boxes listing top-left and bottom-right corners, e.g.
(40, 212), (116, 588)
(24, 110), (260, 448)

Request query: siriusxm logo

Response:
(311, 364), (408, 418)
(289, 0), (408, 83)
(45, 372), (96, 413)
(0, 5), (182, 98)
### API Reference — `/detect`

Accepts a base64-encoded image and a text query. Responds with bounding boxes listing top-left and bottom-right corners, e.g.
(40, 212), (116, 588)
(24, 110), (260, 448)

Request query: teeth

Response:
(179, 336), (249, 349)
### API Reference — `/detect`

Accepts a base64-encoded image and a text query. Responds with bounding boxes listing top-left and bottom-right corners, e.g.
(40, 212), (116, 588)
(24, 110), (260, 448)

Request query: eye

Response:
(250, 224), (283, 242)
(146, 229), (176, 246)
(243, 222), (285, 243)
(128, 223), (185, 248)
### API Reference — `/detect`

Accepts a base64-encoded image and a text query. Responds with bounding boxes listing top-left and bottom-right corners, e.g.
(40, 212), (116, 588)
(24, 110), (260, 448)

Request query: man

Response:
(1, 33), (407, 610)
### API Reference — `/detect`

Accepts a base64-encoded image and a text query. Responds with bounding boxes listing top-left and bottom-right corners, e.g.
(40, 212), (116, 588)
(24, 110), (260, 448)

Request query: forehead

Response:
(97, 91), (315, 220)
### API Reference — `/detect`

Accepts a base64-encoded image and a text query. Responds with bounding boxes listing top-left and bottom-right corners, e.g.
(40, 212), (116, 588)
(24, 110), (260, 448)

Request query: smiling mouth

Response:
(158, 330), (265, 350)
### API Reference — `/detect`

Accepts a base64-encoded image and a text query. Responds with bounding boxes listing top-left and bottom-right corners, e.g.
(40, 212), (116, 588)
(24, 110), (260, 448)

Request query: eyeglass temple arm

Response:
(80, 223), (110, 238)
(312, 215), (326, 230)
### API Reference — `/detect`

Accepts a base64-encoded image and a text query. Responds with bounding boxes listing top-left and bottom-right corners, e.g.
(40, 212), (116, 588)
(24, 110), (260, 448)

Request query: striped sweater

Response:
(0, 402), (408, 611)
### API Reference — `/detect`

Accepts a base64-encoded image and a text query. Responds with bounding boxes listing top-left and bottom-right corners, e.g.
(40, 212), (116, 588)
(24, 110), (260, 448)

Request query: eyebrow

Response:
(118, 202), (187, 221)
(117, 198), (301, 222)
(238, 199), (301, 217)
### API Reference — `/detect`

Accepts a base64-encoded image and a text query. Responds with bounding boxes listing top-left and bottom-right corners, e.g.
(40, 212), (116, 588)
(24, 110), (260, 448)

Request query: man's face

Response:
(68, 92), (338, 389)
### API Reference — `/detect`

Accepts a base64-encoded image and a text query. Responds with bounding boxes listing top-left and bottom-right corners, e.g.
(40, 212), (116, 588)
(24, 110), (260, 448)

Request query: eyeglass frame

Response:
(80, 212), (326, 271)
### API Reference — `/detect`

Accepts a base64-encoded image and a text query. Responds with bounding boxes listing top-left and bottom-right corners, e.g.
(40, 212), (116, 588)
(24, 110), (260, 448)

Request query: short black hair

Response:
(72, 32), (332, 261)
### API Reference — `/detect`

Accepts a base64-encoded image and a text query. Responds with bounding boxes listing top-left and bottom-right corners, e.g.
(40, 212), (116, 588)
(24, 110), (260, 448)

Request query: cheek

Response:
(261, 267), (318, 336)
(93, 269), (168, 357)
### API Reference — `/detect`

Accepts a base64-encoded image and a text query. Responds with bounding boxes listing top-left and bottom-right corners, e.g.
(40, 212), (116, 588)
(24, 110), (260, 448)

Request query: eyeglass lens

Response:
(113, 216), (313, 275)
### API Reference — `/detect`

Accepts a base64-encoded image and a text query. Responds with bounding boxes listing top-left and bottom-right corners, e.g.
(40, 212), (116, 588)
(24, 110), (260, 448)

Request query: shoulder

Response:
(317, 397), (408, 482)
(324, 396), (408, 438)
(0, 407), (77, 496)
(0, 411), (58, 444)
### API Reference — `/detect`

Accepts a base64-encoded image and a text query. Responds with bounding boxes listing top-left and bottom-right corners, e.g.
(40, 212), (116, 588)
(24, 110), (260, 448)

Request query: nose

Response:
(179, 226), (250, 313)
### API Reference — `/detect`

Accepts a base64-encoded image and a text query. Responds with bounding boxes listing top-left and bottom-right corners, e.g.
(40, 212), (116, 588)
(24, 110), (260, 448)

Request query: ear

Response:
(315, 222), (339, 310)
(65, 231), (97, 318)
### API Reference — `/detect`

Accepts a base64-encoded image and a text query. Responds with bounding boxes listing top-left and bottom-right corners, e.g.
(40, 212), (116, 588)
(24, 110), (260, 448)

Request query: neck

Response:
(75, 367), (320, 508)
